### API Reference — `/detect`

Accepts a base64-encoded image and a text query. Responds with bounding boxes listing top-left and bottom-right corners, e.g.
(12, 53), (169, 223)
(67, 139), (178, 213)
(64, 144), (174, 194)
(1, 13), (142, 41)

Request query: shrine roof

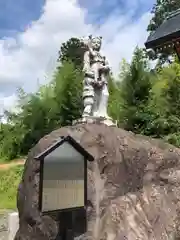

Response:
(145, 9), (180, 49)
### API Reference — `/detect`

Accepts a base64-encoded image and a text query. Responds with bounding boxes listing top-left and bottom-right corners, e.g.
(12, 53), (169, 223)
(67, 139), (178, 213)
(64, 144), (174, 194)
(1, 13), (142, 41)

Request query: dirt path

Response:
(0, 160), (25, 170)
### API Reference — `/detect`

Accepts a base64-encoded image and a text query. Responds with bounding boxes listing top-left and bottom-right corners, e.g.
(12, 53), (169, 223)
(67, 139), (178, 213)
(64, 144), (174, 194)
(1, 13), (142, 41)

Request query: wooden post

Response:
(56, 211), (73, 240)
(174, 43), (180, 61)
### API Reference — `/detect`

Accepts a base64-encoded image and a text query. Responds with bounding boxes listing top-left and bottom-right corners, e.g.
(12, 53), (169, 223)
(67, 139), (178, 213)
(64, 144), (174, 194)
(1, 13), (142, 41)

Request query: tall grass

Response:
(0, 165), (23, 210)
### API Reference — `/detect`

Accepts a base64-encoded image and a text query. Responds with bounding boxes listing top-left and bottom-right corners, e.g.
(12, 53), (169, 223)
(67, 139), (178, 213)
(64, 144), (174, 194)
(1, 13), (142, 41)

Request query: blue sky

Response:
(0, 0), (154, 38)
(0, 0), (45, 38)
(0, 0), (155, 115)
(79, 0), (154, 24)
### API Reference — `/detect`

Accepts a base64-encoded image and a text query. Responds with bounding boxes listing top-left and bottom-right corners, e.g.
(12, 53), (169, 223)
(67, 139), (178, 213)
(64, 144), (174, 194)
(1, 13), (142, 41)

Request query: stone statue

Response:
(80, 35), (114, 126)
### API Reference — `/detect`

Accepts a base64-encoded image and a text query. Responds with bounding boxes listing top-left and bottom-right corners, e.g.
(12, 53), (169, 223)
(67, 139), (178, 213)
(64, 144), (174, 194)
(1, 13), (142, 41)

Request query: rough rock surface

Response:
(15, 123), (180, 240)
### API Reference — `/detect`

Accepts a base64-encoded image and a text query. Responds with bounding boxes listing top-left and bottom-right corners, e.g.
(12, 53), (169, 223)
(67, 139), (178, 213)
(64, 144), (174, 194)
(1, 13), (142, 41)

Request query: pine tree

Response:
(148, 62), (180, 146)
(52, 61), (83, 126)
(0, 62), (83, 160)
(58, 37), (85, 69)
(118, 47), (152, 133)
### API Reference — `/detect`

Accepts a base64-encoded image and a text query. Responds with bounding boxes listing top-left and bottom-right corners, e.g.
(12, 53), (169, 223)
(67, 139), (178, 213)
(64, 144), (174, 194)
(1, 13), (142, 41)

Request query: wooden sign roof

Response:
(34, 135), (94, 162)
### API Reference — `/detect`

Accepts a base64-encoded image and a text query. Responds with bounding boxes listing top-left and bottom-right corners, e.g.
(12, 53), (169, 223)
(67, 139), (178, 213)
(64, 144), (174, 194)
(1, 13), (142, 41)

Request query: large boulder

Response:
(15, 123), (180, 240)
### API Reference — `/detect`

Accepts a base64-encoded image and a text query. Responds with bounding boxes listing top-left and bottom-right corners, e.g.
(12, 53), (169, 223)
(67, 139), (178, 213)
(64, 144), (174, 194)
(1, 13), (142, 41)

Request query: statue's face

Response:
(91, 38), (101, 50)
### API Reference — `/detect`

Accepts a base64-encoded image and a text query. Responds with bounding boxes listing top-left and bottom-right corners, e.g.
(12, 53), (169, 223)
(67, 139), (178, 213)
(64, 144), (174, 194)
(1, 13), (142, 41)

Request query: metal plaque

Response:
(42, 141), (85, 212)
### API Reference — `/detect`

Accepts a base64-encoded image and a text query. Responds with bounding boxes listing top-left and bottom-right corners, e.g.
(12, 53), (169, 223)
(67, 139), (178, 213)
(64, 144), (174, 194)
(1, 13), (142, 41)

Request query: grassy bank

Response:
(0, 165), (23, 210)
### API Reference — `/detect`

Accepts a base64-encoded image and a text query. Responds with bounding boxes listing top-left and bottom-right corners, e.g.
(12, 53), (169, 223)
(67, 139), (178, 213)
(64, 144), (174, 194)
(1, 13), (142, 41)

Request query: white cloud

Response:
(100, 12), (151, 75)
(0, 0), (151, 114)
(0, 94), (18, 121)
(0, 0), (92, 90)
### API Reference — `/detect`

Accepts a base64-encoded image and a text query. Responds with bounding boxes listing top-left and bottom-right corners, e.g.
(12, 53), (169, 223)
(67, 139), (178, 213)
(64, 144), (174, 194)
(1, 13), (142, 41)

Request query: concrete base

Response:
(8, 212), (19, 240)
(73, 116), (117, 126)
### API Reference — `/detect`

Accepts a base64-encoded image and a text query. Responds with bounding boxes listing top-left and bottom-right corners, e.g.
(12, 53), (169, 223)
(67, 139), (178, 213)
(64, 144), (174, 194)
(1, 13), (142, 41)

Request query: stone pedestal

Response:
(8, 212), (19, 240)
(73, 116), (117, 126)
(15, 123), (180, 240)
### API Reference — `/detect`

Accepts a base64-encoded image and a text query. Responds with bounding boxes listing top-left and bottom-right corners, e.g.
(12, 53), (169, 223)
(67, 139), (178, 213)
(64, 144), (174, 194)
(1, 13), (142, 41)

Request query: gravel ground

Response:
(0, 210), (16, 240)
(0, 212), (8, 240)
(0, 211), (85, 240)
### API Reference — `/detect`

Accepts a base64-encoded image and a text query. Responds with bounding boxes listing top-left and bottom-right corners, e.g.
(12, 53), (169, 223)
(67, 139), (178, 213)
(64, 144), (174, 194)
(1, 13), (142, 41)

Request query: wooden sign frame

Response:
(34, 135), (94, 215)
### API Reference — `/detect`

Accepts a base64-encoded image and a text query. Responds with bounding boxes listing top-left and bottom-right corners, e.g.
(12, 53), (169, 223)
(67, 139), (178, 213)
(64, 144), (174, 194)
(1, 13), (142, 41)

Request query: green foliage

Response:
(116, 47), (152, 132)
(0, 124), (23, 161)
(58, 37), (85, 69)
(107, 75), (121, 121)
(0, 165), (23, 209)
(111, 47), (180, 148)
(0, 61), (83, 161)
(52, 61), (83, 126)
(147, 62), (180, 146)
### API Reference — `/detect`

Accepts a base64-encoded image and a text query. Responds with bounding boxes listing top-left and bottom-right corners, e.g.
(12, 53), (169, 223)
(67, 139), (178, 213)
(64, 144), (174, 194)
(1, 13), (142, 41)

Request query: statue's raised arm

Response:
(83, 50), (90, 73)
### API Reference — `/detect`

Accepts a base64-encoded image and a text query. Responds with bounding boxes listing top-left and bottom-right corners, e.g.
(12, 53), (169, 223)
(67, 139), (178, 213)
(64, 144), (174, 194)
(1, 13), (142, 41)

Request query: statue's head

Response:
(90, 36), (102, 50)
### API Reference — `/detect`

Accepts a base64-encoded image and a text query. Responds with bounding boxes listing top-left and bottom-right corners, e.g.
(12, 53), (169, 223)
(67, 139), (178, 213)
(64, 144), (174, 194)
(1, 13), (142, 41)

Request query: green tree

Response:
(5, 89), (52, 155)
(107, 74), (122, 123)
(53, 61), (83, 126)
(16, 61), (83, 152)
(108, 76), (117, 119)
(0, 123), (22, 161)
(58, 37), (85, 69)
(147, 62), (180, 146)
(117, 47), (152, 133)
(0, 61), (83, 161)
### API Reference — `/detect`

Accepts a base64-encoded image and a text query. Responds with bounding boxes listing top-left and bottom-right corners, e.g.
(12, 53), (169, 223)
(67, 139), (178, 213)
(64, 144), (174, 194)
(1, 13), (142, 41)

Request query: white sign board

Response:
(42, 141), (85, 212)
(42, 180), (84, 212)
